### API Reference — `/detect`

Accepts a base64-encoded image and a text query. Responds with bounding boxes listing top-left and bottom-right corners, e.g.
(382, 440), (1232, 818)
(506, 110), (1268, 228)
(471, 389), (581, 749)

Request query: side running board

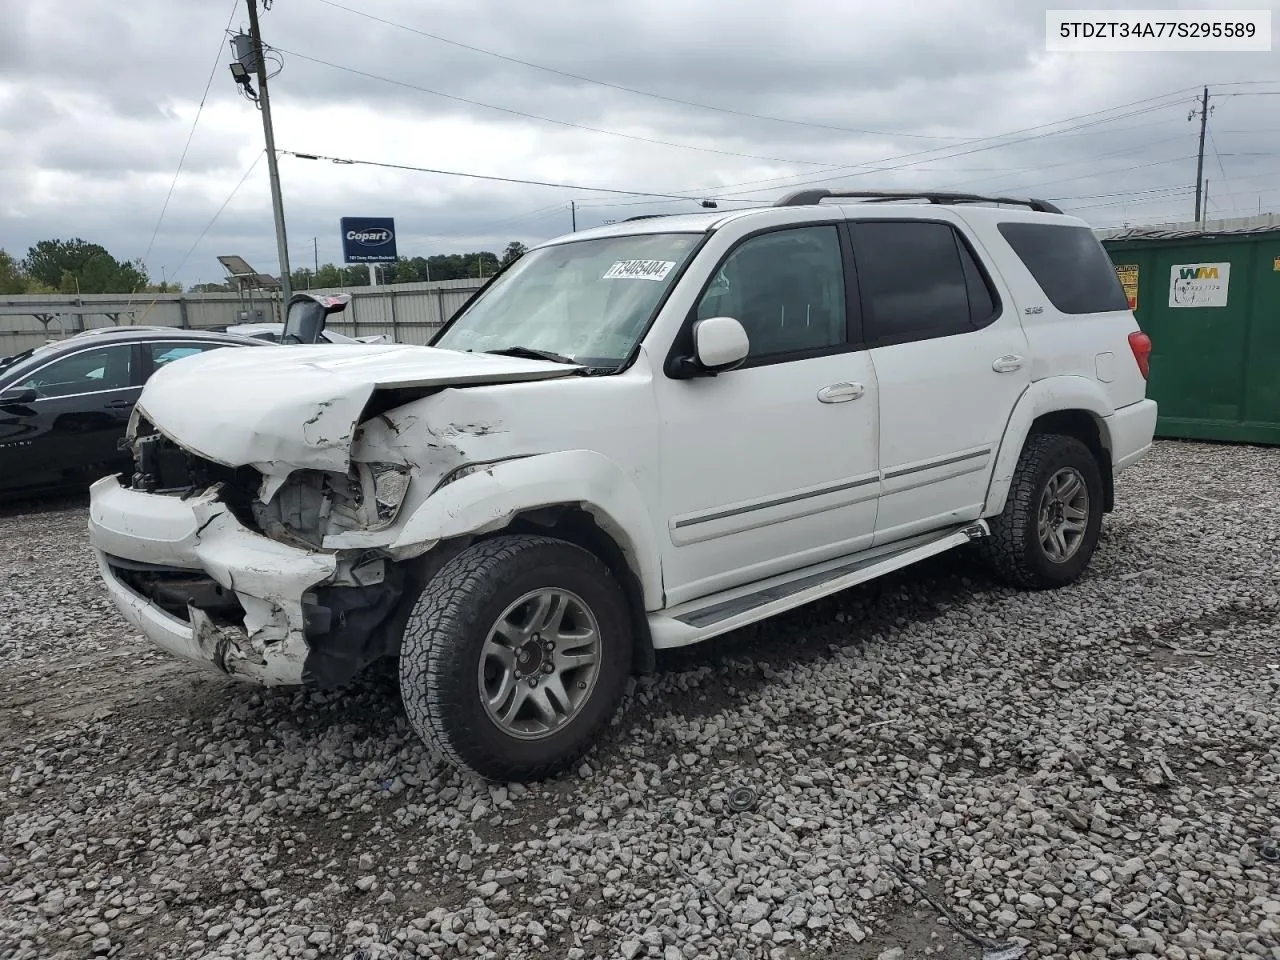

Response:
(648, 522), (987, 649)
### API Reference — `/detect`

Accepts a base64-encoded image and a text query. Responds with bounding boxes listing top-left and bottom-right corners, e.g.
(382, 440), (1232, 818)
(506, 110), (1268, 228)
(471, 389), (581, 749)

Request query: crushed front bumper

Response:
(88, 475), (338, 685)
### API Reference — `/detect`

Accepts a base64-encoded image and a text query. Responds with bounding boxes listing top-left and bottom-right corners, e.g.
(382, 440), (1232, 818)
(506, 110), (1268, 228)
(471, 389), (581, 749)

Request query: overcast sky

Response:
(2, 0), (1277, 287)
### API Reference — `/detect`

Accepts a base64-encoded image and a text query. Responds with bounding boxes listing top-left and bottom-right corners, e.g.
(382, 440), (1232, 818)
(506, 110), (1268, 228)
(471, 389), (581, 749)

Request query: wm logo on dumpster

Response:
(1178, 266), (1220, 280)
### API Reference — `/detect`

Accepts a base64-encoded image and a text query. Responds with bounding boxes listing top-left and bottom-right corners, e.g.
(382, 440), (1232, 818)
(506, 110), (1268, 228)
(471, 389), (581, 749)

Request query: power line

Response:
(1031, 155), (1199, 195)
(274, 46), (836, 167)
(671, 88), (1202, 198)
(467, 201), (599, 235)
(1072, 189), (1193, 213)
(140, 0), (240, 270)
(279, 149), (716, 201)
(954, 152), (1197, 199)
(1207, 127), (1230, 182)
(1051, 184), (1194, 203)
(171, 151), (266, 280)
(569, 126), (1201, 210)
(935, 133), (1192, 193)
(309, 0), (979, 143)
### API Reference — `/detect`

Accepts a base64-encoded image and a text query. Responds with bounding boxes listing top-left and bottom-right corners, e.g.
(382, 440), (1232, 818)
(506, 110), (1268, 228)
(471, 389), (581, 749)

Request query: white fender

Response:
(983, 376), (1116, 515)
(390, 450), (664, 609)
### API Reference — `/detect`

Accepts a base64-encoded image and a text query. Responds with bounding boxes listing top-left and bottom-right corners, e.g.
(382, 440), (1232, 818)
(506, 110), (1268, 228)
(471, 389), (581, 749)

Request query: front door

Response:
(3, 342), (141, 491)
(849, 218), (1031, 544)
(656, 223), (881, 606)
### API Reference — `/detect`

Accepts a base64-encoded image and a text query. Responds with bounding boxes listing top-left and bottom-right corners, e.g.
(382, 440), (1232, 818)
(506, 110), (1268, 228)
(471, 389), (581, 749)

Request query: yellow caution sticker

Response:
(1115, 264), (1139, 311)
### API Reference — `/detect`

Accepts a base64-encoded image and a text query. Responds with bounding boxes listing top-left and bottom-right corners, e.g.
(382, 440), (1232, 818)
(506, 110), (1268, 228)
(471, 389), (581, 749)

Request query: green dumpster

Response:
(1101, 218), (1280, 446)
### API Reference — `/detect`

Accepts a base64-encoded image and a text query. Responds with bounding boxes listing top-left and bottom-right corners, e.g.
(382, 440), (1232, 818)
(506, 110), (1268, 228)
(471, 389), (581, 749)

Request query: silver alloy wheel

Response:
(477, 587), (602, 740)
(1037, 466), (1090, 563)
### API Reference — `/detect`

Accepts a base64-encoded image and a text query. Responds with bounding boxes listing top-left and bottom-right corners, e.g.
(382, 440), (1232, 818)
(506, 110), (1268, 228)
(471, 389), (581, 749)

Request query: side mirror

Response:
(694, 316), (749, 370)
(0, 386), (38, 406)
(282, 292), (351, 345)
(667, 317), (751, 379)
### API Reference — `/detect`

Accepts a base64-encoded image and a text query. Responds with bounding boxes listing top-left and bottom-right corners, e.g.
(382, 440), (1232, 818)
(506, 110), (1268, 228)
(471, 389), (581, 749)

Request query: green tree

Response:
(0, 249), (28, 294)
(500, 241), (528, 266)
(289, 267), (316, 291)
(23, 239), (148, 294)
(283, 250), (505, 289)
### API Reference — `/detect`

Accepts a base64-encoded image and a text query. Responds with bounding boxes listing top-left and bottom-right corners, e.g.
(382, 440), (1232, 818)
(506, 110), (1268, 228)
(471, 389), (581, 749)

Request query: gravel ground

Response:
(2, 439), (1279, 960)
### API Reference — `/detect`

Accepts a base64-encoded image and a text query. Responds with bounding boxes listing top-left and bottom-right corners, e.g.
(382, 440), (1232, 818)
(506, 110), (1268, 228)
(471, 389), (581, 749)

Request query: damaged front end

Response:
(90, 415), (422, 688)
(130, 413), (413, 548)
(88, 341), (569, 688)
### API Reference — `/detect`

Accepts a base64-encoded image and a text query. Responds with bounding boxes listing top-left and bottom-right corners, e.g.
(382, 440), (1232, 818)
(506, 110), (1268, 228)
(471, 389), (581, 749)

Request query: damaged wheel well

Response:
(308, 505), (657, 687)
(496, 506), (657, 675)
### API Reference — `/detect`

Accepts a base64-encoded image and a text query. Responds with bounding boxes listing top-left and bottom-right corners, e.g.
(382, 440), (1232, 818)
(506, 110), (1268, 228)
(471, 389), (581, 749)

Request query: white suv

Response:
(87, 189), (1157, 781)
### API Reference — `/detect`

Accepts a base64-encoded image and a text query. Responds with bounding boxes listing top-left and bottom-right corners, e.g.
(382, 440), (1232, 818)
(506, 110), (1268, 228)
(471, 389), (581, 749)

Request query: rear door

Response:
(142, 340), (238, 379)
(850, 217), (1030, 545)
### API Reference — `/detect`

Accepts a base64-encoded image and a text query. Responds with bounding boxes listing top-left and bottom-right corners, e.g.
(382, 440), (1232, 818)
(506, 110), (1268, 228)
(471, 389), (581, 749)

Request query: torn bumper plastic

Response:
(88, 475), (338, 685)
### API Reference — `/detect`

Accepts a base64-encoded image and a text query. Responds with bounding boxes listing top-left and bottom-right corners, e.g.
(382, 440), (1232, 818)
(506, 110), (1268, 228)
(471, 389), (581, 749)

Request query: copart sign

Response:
(340, 217), (398, 264)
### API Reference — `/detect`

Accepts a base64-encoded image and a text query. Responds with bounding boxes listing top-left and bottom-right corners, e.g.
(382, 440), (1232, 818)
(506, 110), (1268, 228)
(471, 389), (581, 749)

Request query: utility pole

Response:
(571, 201), (576, 231)
(313, 237), (318, 275)
(1191, 86), (1211, 222)
(245, 0), (292, 306)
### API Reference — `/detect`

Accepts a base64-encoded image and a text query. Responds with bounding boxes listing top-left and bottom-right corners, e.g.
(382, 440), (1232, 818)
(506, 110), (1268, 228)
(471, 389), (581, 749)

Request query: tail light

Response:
(1128, 330), (1152, 380)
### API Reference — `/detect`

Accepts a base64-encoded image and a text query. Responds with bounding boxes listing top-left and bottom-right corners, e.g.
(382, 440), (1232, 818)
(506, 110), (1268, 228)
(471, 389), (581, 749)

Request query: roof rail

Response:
(623, 214), (671, 222)
(773, 189), (1064, 215)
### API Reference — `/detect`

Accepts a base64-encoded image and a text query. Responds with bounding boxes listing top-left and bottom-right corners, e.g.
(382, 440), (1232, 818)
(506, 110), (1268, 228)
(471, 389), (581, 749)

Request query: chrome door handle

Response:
(817, 382), (864, 403)
(992, 355), (1025, 373)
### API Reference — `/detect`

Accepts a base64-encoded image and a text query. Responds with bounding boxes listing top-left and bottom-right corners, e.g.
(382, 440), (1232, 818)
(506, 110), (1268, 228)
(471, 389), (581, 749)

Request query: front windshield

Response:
(433, 232), (702, 367)
(0, 343), (57, 382)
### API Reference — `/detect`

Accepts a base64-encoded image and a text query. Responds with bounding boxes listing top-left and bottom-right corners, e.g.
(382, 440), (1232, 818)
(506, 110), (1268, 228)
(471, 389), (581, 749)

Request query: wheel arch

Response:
(984, 377), (1116, 516)
(497, 506), (656, 674)
(388, 451), (662, 672)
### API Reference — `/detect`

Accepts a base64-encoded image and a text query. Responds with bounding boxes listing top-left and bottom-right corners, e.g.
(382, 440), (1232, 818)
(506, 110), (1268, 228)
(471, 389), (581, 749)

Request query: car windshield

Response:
(0, 343), (62, 383)
(433, 233), (702, 368)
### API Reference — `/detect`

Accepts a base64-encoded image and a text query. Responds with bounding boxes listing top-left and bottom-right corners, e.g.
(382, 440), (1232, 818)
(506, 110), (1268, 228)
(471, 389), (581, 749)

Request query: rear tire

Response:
(398, 535), (632, 782)
(980, 433), (1104, 590)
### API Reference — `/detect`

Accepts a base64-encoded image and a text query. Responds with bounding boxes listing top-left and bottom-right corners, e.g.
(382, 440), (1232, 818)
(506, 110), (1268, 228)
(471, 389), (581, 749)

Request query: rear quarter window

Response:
(997, 222), (1129, 315)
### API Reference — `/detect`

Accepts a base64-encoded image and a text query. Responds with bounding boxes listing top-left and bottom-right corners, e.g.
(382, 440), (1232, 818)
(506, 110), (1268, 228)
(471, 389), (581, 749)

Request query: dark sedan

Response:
(0, 327), (268, 501)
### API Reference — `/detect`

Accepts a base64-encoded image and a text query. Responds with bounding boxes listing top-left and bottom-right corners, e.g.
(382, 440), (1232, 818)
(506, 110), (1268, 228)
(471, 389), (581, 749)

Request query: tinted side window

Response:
(853, 221), (986, 344)
(997, 222), (1130, 315)
(960, 240), (997, 326)
(148, 342), (225, 372)
(695, 225), (846, 360)
(19, 345), (133, 398)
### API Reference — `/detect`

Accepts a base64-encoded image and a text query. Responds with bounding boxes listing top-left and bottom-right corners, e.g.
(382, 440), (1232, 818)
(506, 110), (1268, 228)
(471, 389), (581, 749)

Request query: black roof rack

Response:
(773, 189), (1063, 216)
(622, 214), (673, 222)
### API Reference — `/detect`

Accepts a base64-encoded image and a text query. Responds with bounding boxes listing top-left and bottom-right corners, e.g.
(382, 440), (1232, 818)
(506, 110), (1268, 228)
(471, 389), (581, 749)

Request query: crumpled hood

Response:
(135, 343), (576, 473)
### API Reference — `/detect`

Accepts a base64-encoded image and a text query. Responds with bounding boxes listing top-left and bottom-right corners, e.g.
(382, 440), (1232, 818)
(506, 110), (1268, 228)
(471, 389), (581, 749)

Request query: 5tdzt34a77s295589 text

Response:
(1046, 9), (1271, 51)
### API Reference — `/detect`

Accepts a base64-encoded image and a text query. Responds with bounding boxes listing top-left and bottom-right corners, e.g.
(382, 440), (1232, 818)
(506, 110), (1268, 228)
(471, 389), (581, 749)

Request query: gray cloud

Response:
(1, 0), (1277, 287)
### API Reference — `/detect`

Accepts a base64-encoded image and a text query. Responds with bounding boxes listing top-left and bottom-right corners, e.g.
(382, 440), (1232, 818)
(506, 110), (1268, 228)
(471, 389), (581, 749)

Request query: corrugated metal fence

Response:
(0, 278), (485, 356)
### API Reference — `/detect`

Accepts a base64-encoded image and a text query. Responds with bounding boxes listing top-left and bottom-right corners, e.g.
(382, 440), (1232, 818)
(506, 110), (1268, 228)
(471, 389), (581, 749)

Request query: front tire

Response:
(980, 433), (1104, 590)
(399, 535), (632, 782)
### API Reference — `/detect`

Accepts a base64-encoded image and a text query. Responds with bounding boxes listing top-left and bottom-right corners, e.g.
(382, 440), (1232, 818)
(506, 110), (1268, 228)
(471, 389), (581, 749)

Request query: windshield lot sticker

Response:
(602, 259), (676, 281)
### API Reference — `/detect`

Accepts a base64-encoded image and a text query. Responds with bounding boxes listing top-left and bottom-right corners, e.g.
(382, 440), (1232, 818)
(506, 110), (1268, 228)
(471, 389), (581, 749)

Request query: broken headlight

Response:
(364, 462), (411, 525)
(253, 462), (411, 547)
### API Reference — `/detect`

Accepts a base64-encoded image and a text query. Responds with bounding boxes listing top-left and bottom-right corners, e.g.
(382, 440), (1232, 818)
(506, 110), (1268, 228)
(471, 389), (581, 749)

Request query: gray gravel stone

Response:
(2, 441), (1279, 960)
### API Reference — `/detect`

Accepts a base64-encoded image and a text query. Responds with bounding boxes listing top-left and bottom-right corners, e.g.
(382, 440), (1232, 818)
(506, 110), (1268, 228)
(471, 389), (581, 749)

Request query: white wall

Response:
(0, 279), (485, 355)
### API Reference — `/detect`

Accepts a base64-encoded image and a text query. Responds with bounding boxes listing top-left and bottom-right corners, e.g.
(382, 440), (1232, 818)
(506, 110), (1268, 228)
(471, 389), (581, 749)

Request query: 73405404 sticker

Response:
(602, 260), (676, 281)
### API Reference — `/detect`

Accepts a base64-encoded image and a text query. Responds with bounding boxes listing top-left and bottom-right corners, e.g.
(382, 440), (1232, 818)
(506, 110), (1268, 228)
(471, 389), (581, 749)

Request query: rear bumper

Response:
(1107, 398), (1159, 473)
(88, 476), (337, 685)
